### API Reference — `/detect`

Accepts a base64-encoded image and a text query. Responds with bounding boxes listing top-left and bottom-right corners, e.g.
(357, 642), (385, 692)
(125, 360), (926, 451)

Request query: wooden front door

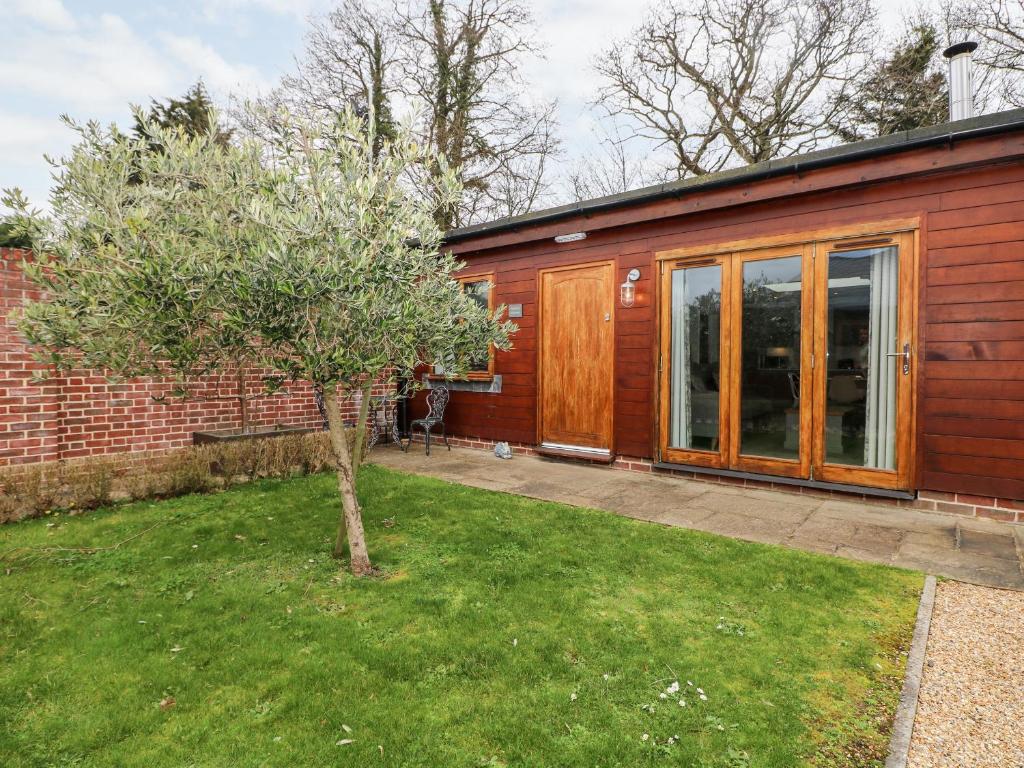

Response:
(539, 262), (615, 453)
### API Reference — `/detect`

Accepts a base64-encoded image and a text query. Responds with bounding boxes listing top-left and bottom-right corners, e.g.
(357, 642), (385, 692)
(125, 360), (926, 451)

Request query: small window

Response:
(433, 274), (496, 379)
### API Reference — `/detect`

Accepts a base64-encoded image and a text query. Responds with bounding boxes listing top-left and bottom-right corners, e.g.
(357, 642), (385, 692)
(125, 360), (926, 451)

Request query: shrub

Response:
(205, 441), (251, 487)
(122, 466), (165, 503)
(0, 464), (60, 522)
(162, 451), (215, 497)
(17, 464), (59, 515)
(302, 432), (336, 474)
(65, 458), (116, 511)
(0, 430), (350, 524)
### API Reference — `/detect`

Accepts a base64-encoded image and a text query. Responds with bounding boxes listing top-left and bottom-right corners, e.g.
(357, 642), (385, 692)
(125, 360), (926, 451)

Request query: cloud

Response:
(0, 13), (177, 113)
(161, 34), (272, 95)
(197, 0), (331, 25)
(5, 0), (76, 31)
(0, 5), (279, 209)
(0, 112), (73, 210)
(0, 113), (68, 155)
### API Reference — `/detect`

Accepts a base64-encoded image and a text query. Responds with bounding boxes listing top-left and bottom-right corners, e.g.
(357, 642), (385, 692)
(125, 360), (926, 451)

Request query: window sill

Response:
(424, 375), (502, 394)
(427, 373), (494, 383)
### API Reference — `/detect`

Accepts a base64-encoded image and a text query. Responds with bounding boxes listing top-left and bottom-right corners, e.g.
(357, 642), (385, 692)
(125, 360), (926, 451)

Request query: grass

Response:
(0, 465), (922, 767)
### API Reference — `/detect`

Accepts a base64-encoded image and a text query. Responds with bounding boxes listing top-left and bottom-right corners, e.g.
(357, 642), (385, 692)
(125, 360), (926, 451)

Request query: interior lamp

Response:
(620, 268), (640, 307)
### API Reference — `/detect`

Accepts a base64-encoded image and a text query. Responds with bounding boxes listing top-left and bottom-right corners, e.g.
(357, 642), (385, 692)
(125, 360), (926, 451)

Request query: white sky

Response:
(2, 0), (922, 212)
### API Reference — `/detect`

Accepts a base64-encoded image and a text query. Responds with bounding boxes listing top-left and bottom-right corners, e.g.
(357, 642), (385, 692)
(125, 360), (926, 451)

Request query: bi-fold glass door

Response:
(659, 230), (915, 490)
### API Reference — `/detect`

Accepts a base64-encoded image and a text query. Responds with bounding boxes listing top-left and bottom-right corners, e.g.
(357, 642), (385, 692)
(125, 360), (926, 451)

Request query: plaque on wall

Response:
(508, 303), (523, 318)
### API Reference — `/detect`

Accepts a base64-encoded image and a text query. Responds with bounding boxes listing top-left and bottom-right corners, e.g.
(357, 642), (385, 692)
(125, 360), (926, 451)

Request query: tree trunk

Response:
(350, 382), (373, 470)
(237, 365), (250, 434)
(323, 388), (373, 576)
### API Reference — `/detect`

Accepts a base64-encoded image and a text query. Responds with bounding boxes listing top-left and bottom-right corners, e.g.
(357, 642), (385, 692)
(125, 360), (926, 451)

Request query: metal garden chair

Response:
(402, 385), (450, 456)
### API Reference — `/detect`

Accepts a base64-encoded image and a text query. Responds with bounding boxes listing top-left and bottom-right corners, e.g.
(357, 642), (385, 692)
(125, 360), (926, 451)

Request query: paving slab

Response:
(815, 500), (962, 535)
(698, 509), (805, 545)
(690, 490), (820, 525)
(896, 530), (959, 560)
(788, 515), (906, 555)
(895, 552), (1024, 589)
(600, 493), (709, 527)
(370, 446), (1024, 590)
(956, 527), (1020, 561)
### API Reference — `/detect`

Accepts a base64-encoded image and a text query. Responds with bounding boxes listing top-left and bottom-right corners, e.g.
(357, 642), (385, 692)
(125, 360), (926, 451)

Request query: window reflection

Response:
(825, 247), (898, 469)
(669, 265), (721, 451)
(739, 256), (802, 460)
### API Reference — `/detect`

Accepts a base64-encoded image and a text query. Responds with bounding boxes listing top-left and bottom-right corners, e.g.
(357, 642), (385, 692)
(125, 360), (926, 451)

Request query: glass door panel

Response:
(660, 258), (730, 467)
(813, 232), (914, 490)
(669, 264), (723, 452)
(823, 246), (898, 468)
(737, 256), (803, 460)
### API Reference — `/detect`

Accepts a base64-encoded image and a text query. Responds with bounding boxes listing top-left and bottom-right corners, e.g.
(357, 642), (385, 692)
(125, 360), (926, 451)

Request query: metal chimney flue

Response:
(943, 41), (978, 121)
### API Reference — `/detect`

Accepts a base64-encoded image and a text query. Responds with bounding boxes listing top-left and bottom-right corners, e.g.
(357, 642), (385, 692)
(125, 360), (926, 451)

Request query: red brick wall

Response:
(1, 248), (332, 466)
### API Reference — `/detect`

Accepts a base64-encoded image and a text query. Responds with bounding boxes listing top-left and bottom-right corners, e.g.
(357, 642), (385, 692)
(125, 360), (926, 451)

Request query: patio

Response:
(372, 445), (1024, 590)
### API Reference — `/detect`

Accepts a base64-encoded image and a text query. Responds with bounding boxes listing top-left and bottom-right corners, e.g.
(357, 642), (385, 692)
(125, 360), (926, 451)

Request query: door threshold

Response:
(652, 461), (914, 500)
(537, 443), (614, 464)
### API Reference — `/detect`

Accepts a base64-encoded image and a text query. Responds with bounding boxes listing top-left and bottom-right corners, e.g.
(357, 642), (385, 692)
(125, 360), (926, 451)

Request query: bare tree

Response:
(238, 0), (559, 227)
(235, 0), (399, 158)
(593, 0), (876, 178)
(396, 0), (560, 227)
(478, 102), (560, 219)
(945, 0), (1024, 107)
(565, 123), (664, 202)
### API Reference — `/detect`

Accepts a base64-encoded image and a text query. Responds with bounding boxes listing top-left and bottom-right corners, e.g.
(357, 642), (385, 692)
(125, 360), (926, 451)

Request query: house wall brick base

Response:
(912, 491), (1023, 523)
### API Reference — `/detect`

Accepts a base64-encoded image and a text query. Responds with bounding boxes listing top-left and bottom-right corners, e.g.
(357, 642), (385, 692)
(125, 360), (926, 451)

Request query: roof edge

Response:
(445, 108), (1024, 246)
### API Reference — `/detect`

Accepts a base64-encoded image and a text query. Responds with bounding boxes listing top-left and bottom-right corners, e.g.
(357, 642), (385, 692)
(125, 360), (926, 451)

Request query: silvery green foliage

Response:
(2, 108), (516, 398)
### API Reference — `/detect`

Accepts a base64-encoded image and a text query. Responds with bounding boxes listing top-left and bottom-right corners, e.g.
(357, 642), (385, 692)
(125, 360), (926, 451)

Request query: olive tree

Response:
(3, 108), (514, 576)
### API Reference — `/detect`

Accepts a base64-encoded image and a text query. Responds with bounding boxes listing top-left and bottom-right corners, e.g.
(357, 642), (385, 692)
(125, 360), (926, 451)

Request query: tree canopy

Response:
(133, 81), (234, 149)
(835, 23), (948, 141)
(0, 217), (33, 249)
(3, 107), (515, 575)
(241, 0), (559, 229)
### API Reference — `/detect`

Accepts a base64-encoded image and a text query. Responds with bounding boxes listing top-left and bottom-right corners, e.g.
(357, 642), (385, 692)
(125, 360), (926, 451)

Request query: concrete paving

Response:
(371, 445), (1024, 590)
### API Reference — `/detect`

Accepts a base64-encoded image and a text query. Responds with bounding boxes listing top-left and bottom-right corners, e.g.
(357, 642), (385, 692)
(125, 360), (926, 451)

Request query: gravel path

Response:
(907, 580), (1024, 768)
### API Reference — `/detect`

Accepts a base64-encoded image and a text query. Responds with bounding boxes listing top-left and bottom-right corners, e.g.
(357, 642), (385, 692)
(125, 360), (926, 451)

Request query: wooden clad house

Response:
(413, 109), (1024, 513)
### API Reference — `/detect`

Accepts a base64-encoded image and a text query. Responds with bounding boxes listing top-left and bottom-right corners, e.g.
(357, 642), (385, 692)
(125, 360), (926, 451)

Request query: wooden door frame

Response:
(536, 259), (617, 453)
(654, 217), (920, 490)
(810, 229), (918, 490)
(658, 254), (733, 468)
(656, 218), (922, 262)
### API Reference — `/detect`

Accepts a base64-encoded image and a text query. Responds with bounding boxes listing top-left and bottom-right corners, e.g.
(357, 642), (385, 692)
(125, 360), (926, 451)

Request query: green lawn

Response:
(0, 465), (921, 767)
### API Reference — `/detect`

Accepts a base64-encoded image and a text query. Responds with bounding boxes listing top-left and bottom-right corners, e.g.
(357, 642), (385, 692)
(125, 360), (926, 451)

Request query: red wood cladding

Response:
(423, 131), (1024, 500)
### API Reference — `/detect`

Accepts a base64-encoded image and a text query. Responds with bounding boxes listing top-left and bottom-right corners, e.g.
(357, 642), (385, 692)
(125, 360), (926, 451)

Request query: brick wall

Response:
(1, 248), (333, 467)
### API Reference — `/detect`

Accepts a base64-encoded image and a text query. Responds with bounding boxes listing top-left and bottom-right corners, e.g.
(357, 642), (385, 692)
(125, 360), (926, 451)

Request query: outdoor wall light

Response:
(620, 268), (640, 307)
(554, 231), (587, 244)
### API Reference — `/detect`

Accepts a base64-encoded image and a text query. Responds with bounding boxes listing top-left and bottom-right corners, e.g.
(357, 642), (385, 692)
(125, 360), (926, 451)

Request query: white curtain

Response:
(670, 271), (691, 448)
(864, 248), (899, 470)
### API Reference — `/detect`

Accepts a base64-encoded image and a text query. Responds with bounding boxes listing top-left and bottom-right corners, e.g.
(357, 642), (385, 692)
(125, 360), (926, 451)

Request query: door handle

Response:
(885, 343), (911, 375)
